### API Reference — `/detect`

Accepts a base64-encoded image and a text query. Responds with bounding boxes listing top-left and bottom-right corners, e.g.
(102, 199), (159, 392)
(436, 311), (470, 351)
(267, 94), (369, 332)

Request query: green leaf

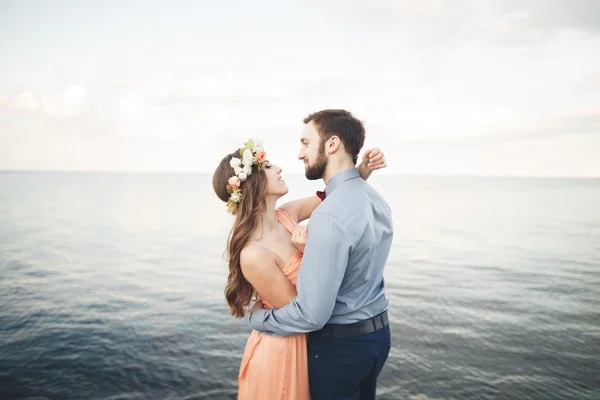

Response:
(227, 199), (237, 212)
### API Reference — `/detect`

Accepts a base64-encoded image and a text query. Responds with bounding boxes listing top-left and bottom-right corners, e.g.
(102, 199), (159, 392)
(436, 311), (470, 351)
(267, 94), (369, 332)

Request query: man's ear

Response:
(325, 136), (342, 154)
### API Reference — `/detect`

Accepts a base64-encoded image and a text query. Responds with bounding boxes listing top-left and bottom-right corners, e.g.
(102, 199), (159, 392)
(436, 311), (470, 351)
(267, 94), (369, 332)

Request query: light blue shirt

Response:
(250, 167), (393, 337)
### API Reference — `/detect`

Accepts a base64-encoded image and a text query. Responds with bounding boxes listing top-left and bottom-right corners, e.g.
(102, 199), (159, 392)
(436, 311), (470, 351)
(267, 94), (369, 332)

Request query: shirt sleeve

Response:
(249, 211), (353, 336)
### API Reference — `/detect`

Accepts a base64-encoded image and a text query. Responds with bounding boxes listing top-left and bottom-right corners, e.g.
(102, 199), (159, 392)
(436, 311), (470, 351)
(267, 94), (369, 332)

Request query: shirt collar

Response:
(325, 167), (360, 196)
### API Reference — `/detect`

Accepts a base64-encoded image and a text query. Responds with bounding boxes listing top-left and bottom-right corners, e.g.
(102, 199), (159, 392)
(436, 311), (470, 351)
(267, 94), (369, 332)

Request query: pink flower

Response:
(255, 151), (266, 163)
(228, 176), (241, 188)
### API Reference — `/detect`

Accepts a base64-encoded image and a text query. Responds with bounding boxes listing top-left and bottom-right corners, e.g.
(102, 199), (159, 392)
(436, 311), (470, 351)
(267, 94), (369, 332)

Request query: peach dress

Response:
(237, 209), (310, 400)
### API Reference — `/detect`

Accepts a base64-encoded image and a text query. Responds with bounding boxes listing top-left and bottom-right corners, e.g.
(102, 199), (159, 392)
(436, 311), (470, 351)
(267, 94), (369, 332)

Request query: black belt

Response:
(312, 311), (389, 338)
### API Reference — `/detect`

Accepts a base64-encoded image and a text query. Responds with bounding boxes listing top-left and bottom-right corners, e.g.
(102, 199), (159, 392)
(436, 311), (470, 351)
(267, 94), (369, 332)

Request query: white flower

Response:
(242, 149), (253, 160)
(242, 158), (253, 167)
(238, 172), (248, 181)
(243, 165), (252, 175)
(253, 138), (263, 151)
(230, 192), (242, 202)
(230, 157), (242, 168)
(233, 166), (243, 175)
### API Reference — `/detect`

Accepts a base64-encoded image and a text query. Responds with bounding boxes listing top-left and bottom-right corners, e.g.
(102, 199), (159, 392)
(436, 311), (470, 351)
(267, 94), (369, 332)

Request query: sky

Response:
(1, 0), (599, 177)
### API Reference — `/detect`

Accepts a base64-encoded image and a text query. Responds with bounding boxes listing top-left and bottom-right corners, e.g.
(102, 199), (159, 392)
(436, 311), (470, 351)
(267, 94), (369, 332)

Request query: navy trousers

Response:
(307, 324), (391, 400)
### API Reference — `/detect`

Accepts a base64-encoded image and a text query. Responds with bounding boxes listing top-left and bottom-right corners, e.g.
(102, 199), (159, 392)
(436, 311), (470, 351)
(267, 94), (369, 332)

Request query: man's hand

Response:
(363, 148), (386, 170)
(291, 224), (308, 253)
(249, 299), (264, 316)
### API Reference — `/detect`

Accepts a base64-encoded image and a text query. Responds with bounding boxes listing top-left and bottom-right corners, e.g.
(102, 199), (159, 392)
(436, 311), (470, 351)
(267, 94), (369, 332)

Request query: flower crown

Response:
(226, 138), (267, 214)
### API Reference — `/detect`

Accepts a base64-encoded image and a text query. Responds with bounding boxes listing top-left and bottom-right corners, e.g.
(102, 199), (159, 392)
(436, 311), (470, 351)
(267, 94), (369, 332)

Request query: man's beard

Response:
(305, 146), (328, 180)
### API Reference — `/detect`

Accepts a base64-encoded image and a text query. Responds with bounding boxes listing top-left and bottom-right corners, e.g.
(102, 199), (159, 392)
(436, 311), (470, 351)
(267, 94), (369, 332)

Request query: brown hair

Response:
(303, 109), (365, 164)
(303, 109), (365, 165)
(212, 150), (267, 318)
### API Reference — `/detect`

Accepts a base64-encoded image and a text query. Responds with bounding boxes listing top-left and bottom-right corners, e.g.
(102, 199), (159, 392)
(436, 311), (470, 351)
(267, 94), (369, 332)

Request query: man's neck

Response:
(323, 158), (356, 185)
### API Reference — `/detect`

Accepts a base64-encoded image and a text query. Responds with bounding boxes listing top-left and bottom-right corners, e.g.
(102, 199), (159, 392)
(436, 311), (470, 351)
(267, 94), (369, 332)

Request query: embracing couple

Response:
(212, 109), (394, 399)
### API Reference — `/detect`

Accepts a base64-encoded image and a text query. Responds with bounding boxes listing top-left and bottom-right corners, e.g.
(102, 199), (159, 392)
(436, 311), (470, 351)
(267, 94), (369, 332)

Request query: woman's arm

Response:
(278, 195), (322, 224)
(240, 244), (297, 309)
(279, 148), (386, 223)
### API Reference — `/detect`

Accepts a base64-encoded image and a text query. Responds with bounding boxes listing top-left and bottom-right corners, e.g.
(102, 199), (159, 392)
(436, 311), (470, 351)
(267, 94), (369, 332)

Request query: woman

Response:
(212, 138), (386, 399)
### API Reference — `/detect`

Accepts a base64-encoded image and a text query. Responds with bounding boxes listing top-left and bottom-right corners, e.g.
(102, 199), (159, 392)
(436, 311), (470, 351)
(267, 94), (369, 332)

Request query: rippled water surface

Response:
(1, 172), (599, 399)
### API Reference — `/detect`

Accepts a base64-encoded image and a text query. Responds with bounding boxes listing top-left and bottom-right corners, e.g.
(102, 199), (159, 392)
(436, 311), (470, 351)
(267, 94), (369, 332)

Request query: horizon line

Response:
(1, 169), (599, 179)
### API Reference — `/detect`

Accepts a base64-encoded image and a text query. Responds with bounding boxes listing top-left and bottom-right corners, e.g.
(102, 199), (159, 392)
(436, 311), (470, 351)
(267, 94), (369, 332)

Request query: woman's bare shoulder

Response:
(240, 244), (277, 273)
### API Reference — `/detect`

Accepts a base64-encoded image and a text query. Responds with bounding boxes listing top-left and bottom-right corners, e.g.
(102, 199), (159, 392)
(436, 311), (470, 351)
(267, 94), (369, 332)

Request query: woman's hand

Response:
(358, 148), (386, 180)
(363, 148), (386, 170)
(291, 224), (308, 252)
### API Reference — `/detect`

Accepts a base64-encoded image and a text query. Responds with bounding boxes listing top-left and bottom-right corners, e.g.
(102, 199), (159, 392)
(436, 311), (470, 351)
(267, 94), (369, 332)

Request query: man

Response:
(249, 109), (394, 399)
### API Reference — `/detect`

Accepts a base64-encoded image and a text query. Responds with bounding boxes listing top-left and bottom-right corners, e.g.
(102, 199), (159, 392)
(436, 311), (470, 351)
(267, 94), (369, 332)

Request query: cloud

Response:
(13, 89), (38, 110)
(486, 0), (600, 46)
(469, 107), (600, 145)
(311, 0), (477, 44)
(112, 93), (187, 140)
(394, 107), (600, 146)
(313, 0), (474, 23)
(0, 85), (87, 117)
(95, 75), (303, 142)
(499, 0), (600, 33)
(538, 106), (600, 137)
(111, 92), (299, 143)
(310, 0), (600, 45)
(583, 71), (600, 90)
(146, 89), (281, 108)
(41, 85), (87, 117)
(137, 76), (286, 108)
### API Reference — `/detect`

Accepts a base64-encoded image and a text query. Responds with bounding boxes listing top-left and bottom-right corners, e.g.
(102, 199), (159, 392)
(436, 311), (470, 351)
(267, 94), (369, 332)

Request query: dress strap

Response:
(275, 209), (297, 235)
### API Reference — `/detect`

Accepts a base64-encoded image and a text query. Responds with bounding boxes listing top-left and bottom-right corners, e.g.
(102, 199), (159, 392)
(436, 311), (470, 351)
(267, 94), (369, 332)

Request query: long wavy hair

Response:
(212, 150), (267, 318)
